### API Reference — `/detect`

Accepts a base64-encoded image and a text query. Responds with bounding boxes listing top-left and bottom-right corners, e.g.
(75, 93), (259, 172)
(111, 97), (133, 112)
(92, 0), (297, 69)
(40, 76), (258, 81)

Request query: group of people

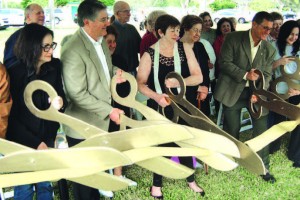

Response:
(0, 0), (299, 200)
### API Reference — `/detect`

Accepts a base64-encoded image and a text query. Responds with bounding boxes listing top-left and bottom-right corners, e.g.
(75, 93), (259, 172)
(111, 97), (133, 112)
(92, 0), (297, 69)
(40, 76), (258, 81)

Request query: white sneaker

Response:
(119, 175), (137, 187)
(99, 189), (113, 198)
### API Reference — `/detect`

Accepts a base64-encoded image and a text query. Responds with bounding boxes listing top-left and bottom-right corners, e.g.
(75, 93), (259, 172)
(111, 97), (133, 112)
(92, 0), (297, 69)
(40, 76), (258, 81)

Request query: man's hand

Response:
(250, 94), (258, 103)
(288, 88), (300, 97)
(115, 69), (126, 84)
(109, 108), (124, 125)
(246, 69), (260, 81)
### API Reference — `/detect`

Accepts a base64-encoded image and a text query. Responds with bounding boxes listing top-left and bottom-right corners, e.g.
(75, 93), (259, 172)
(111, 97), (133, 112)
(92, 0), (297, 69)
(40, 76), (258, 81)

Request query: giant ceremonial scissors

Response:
(0, 73), (240, 191)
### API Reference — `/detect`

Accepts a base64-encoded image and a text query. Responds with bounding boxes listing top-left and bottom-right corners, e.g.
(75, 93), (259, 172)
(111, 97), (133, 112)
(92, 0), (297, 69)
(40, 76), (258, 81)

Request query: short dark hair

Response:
(252, 11), (273, 25)
(277, 20), (300, 57)
(155, 14), (180, 39)
(270, 12), (283, 21)
(216, 17), (235, 36)
(77, 0), (107, 27)
(14, 23), (53, 69)
(105, 25), (118, 39)
(199, 11), (213, 27)
(180, 15), (202, 38)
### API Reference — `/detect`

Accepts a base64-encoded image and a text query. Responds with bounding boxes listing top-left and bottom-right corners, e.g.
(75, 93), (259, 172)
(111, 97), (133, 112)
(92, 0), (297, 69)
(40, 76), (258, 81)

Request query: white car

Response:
(0, 16), (9, 30)
(45, 8), (65, 24)
(212, 9), (255, 24)
(0, 9), (24, 26)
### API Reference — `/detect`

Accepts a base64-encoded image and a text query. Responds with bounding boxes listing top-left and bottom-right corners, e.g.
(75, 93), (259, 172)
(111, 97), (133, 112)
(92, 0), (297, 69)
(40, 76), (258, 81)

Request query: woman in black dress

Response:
(137, 14), (204, 199)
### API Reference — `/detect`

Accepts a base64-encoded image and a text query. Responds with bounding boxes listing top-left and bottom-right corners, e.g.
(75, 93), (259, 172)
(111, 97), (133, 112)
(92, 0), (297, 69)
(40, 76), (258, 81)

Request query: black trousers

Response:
(287, 96), (300, 164)
(223, 88), (270, 170)
(152, 142), (194, 187)
(66, 136), (100, 200)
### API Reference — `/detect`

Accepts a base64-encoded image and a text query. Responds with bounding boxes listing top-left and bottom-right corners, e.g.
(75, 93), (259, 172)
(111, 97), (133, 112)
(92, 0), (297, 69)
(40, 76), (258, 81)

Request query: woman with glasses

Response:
(6, 23), (67, 200)
(269, 20), (300, 167)
(137, 14), (204, 199)
(180, 15), (210, 116)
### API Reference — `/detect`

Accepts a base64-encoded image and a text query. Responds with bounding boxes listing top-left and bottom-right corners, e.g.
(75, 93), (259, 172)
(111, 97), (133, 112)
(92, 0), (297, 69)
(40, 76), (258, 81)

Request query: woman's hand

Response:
(154, 93), (170, 107)
(49, 96), (63, 110)
(115, 69), (126, 84)
(197, 86), (208, 101)
(37, 142), (48, 150)
(165, 78), (179, 88)
(288, 88), (300, 97)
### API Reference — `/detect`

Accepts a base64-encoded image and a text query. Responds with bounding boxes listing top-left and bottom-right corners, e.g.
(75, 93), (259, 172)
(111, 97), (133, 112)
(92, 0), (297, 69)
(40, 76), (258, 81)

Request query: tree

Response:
(248, 0), (280, 11)
(101, 0), (115, 6)
(209, 0), (237, 11)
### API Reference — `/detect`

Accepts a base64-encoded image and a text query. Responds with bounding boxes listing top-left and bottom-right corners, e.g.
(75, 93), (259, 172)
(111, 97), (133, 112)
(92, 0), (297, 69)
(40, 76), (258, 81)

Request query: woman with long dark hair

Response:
(269, 21), (300, 163)
(7, 23), (67, 200)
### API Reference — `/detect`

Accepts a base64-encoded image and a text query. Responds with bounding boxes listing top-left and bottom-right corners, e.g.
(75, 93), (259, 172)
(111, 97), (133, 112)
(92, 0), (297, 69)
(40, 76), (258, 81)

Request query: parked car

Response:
(45, 8), (65, 24)
(212, 9), (255, 24)
(282, 11), (297, 21)
(0, 16), (9, 30)
(0, 9), (24, 26)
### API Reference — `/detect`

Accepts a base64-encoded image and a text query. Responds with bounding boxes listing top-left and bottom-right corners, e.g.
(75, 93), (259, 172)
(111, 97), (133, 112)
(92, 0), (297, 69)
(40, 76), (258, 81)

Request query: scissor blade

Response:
(69, 172), (130, 191)
(123, 147), (210, 163)
(176, 142), (238, 171)
(0, 168), (93, 188)
(136, 157), (194, 179)
(0, 147), (131, 173)
(74, 124), (194, 150)
(245, 120), (299, 152)
(168, 101), (266, 175)
(0, 138), (33, 155)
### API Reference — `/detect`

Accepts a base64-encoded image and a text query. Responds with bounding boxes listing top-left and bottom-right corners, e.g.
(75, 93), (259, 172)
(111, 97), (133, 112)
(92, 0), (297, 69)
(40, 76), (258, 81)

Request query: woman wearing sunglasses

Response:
(6, 23), (67, 200)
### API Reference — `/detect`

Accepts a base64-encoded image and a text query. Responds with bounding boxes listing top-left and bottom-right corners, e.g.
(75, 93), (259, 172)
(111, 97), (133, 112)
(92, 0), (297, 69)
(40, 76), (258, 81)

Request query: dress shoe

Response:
(150, 187), (163, 199)
(261, 172), (276, 183)
(293, 162), (300, 168)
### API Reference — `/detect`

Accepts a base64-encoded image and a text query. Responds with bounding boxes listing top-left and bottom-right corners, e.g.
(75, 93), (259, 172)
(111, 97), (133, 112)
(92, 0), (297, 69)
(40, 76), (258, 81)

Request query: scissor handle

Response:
(280, 56), (300, 80)
(270, 76), (300, 100)
(165, 72), (186, 100)
(24, 80), (60, 120)
(249, 69), (265, 119)
(111, 71), (137, 104)
(24, 80), (106, 138)
(111, 72), (168, 121)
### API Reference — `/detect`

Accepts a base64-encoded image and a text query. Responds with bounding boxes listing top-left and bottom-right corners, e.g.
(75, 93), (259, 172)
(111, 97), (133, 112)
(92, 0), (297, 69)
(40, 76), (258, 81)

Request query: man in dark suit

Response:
(214, 11), (276, 183)
(61, 1), (124, 199)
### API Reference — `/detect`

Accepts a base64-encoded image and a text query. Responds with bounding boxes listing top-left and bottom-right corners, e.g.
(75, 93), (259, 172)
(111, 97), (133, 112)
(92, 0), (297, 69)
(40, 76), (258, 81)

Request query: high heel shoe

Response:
(150, 187), (163, 199)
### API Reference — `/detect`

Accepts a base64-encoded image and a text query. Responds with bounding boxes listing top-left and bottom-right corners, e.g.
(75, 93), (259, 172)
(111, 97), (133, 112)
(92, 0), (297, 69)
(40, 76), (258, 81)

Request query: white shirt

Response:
(82, 28), (111, 87)
(244, 30), (262, 86)
(200, 38), (216, 81)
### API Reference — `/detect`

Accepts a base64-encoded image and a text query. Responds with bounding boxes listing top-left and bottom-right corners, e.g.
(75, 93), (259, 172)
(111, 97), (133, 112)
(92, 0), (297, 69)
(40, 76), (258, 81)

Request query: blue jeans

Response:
(14, 182), (53, 200)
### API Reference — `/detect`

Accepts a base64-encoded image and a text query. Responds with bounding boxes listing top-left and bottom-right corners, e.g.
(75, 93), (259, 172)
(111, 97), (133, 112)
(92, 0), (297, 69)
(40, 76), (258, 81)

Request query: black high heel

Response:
(150, 187), (163, 199)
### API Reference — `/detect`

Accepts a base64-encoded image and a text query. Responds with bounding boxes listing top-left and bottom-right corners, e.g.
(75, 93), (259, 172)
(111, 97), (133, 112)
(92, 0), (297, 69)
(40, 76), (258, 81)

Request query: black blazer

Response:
(7, 58), (67, 148)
